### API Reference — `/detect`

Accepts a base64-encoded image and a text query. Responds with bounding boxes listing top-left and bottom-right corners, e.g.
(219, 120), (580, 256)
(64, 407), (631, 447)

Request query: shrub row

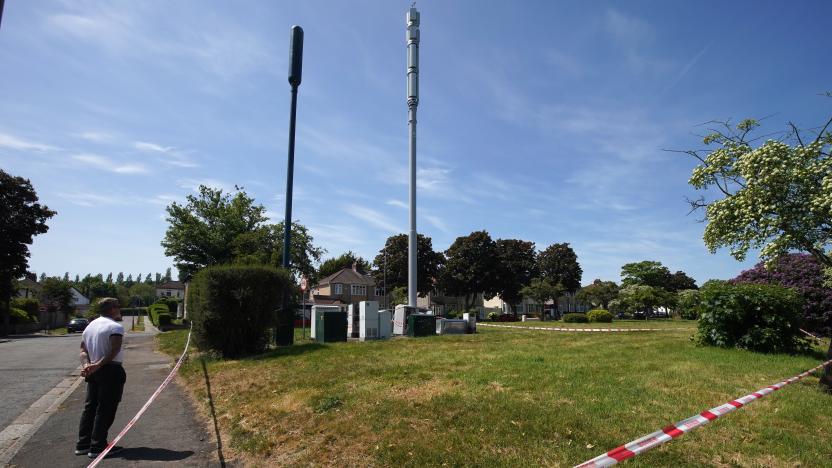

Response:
(188, 264), (291, 358)
(148, 303), (170, 327)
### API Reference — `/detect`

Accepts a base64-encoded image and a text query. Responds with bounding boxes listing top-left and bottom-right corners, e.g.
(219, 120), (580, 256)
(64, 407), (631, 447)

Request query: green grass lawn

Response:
(487, 319), (698, 330)
(158, 327), (832, 467)
(45, 327), (67, 335)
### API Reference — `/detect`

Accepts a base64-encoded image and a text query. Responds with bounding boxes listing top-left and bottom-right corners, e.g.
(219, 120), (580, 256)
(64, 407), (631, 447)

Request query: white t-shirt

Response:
(82, 316), (125, 364)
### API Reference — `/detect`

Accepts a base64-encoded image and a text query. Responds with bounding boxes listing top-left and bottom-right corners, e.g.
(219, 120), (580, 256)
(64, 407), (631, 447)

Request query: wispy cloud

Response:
(0, 132), (59, 152)
(134, 140), (198, 168)
(177, 177), (235, 193)
(386, 199), (408, 210)
(46, 4), (274, 83)
(423, 213), (450, 234)
(72, 153), (149, 174)
(73, 131), (115, 143)
(343, 204), (403, 234)
(661, 42), (713, 96)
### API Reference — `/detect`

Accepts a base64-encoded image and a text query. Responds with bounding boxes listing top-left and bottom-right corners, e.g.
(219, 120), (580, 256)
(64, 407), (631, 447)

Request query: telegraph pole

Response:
(277, 25), (303, 346)
(406, 6), (420, 308)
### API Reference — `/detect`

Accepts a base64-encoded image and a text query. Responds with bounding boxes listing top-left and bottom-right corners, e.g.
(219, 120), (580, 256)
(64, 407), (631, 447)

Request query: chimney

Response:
(352, 262), (359, 272)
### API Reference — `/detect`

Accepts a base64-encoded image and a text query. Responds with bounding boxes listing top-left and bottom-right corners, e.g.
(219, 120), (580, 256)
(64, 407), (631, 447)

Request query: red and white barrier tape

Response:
(479, 323), (688, 332)
(87, 324), (192, 468)
(575, 358), (832, 468)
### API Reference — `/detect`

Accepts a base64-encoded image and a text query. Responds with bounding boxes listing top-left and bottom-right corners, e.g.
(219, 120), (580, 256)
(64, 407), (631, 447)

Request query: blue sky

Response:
(1, 1), (830, 284)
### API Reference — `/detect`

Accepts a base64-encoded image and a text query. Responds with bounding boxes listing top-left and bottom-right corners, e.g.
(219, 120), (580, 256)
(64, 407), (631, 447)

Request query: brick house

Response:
(309, 264), (378, 309)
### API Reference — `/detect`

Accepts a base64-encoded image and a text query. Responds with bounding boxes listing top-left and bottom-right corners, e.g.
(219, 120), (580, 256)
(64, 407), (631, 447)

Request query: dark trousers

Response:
(77, 363), (126, 451)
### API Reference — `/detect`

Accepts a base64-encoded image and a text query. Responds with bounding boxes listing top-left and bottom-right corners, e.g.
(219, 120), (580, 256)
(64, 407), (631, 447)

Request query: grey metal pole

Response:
(0, 0), (5, 30)
(277, 25), (303, 347)
(406, 7), (420, 308)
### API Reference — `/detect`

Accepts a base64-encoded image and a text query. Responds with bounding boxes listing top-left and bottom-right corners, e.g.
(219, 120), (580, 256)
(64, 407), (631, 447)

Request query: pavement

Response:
(5, 317), (220, 467)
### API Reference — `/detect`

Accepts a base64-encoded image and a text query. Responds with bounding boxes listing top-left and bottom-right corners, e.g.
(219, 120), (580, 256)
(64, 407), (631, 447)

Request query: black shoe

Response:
(88, 445), (124, 459)
(74, 447), (89, 456)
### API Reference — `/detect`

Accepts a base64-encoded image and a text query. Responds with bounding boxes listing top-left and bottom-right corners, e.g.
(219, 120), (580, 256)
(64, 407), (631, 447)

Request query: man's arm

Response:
(85, 334), (123, 375)
(80, 341), (90, 365)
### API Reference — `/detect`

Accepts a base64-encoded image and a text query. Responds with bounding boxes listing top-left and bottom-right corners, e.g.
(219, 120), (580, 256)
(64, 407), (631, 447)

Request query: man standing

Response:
(76, 297), (126, 459)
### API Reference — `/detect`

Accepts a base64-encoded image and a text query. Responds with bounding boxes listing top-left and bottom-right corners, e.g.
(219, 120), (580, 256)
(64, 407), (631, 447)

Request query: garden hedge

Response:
(563, 313), (588, 323)
(187, 264), (291, 358)
(587, 309), (613, 323)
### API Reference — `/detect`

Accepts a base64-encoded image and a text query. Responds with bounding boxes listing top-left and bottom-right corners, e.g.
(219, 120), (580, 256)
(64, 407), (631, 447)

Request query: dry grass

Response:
(158, 326), (832, 467)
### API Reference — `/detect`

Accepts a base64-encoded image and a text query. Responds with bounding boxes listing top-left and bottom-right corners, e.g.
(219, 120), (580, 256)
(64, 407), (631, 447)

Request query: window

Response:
(333, 284), (343, 295)
(351, 284), (367, 296)
(375, 287), (385, 297)
(166, 291), (171, 297)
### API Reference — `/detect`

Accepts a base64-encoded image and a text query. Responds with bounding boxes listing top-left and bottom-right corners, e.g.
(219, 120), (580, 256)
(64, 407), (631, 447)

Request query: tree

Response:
(74, 274), (80, 284)
(116, 272), (124, 285)
(0, 170), (56, 336)
(494, 239), (539, 311)
(372, 233), (443, 296)
(390, 286), (407, 308)
(144, 273), (153, 285)
(162, 185), (270, 279)
(128, 283), (156, 307)
(521, 278), (564, 317)
(155, 272), (161, 285)
(732, 253), (832, 335)
(318, 251), (371, 279)
(676, 289), (701, 320)
(576, 279), (620, 309)
(39, 277), (74, 314)
(164, 268), (172, 282)
(438, 231), (500, 311)
(668, 271), (698, 292)
(618, 285), (666, 318)
(683, 114), (832, 390)
(39, 272), (46, 283)
(63, 272), (70, 282)
(537, 243), (582, 293)
(621, 261), (672, 289)
(105, 272), (113, 284)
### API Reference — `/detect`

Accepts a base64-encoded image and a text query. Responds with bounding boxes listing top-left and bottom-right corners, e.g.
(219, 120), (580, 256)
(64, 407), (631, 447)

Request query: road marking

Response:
(0, 366), (84, 465)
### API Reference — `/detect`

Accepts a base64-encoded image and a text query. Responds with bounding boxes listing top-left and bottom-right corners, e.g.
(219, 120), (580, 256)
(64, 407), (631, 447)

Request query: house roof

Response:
(156, 281), (184, 290)
(316, 268), (375, 287)
(17, 278), (42, 291)
(311, 295), (345, 305)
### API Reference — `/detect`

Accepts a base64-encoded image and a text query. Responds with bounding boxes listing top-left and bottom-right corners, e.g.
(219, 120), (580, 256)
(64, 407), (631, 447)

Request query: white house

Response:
(155, 281), (185, 299)
(70, 287), (90, 311)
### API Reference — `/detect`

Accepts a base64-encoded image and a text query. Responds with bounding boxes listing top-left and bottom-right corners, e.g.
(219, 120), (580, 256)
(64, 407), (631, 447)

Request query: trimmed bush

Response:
(188, 264), (291, 358)
(156, 313), (172, 327)
(148, 303), (170, 326)
(695, 282), (809, 354)
(154, 297), (180, 315)
(587, 309), (613, 323)
(487, 311), (498, 321)
(563, 313), (588, 323)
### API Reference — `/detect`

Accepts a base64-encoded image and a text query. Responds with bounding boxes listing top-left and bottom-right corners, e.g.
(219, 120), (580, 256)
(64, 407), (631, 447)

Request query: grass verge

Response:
(158, 327), (832, 467)
(490, 319), (698, 329)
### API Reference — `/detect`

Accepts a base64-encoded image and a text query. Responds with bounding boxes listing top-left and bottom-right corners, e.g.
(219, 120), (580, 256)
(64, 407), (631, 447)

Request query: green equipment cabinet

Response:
(316, 311), (347, 343)
(407, 314), (436, 337)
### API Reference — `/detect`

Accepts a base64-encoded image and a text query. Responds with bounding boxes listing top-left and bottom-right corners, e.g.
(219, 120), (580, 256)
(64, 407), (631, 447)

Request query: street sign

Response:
(300, 276), (308, 292)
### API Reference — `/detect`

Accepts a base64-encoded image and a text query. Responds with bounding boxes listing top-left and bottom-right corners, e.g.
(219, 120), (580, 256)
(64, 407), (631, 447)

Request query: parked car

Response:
(66, 317), (89, 333)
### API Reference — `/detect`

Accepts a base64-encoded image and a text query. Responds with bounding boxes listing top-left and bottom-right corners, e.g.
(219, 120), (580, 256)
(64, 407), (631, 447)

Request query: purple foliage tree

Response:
(732, 253), (832, 335)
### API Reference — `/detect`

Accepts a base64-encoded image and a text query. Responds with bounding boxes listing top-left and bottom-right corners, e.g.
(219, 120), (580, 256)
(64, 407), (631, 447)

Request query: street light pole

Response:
(406, 6), (419, 308)
(277, 25), (303, 346)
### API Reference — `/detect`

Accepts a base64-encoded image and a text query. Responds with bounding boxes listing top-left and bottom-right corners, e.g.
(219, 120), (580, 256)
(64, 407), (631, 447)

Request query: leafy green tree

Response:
(162, 185), (270, 278)
(576, 279), (620, 309)
(155, 272), (161, 285)
(668, 271), (698, 292)
(39, 277), (74, 314)
(63, 272), (69, 282)
(231, 221), (325, 282)
(621, 261), (671, 289)
(128, 283), (156, 307)
(318, 251), (371, 279)
(494, 239), (539, 311)
(618, 285), (668, 318)
(105, 272), (113, 284)
(39, 272), (46, 283)
(683, 114), (832, 390)
(372, 233), (443, 295)
(0, 170), (56, 336)
(74, 274), (80, 284)
(439, 231), (500, 311)
(537, 243), (582, 292)
(390, 286), (408, 308)
(164, 268), (172, 282)
(116, 272), (124, 285)
(676, 289), (701, 320)
(520, 278), (564, 317)
(144, 273), (153, 285)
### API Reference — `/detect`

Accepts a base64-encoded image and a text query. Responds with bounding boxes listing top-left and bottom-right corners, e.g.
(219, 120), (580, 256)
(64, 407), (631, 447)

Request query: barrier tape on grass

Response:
(479, 323), (688, 332)
(574, 358), (832, 468)
(87, 323), (192, 468)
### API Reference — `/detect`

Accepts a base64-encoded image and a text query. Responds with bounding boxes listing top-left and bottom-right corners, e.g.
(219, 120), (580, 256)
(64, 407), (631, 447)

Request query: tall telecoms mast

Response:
(406, 6), (420, 308)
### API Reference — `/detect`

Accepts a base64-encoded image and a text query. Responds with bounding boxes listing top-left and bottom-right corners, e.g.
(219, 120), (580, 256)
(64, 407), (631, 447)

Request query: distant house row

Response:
(303, 264), (590, 318)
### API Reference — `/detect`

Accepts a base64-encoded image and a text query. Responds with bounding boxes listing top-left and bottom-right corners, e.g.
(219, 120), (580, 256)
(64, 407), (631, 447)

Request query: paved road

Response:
(0, 333), (83, 430)
(11, 330), (218, 467)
